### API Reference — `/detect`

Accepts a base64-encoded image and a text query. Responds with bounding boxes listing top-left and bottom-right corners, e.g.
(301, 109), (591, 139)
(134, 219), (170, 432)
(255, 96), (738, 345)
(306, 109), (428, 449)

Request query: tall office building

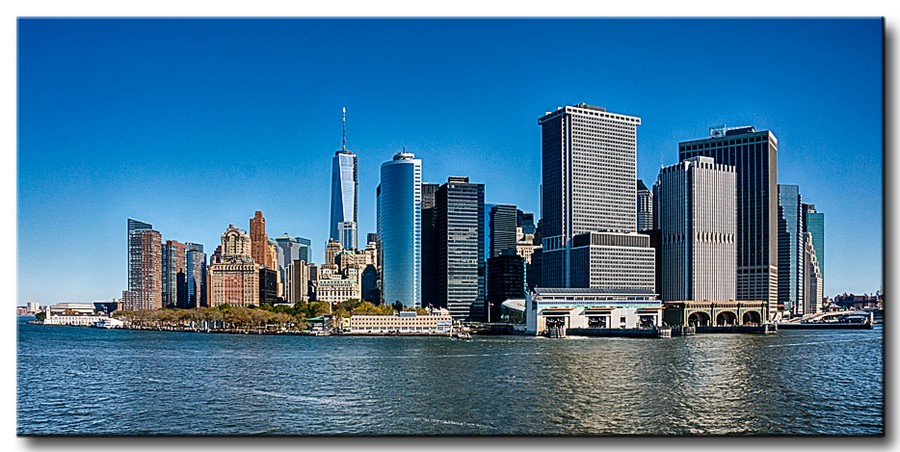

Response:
(435, 176), (485, 320)
(538, 103), (643, 288)
(778, 184), (804, 316)
(489, 204), (518, 258)
(678, 126), (779, 319)
(657, 157), (736, 302)
(637, 179), (653, 232)
(421, 182), (440, 308)
(486, 251), (525, 322)
(296, 237), (312, 263)
(330, 107), (358, 250)
(367, 233), (378, 245)
(125, 219), (162, 311)
(377, 151), (422, 308)
(803, 203), (825, 280)
(250, 211), (277, 268)
(185, 242), (206, 308)
(162, 240), (186, 308)
(285, 260), (310, 303)
(803, 232), (823, 315)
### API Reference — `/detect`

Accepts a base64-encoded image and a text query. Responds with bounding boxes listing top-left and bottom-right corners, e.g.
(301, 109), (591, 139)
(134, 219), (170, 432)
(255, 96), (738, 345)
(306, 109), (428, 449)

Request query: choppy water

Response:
(16, 317), (883, 435)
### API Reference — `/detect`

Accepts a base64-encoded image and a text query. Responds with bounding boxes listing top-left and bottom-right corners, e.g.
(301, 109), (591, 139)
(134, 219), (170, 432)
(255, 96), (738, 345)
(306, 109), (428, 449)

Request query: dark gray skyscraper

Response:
(679, 126), (779, 319)
(637, 179), (653, 232)
(329, 107), (358, 250)
(421, 182), (440, 308)
(435, 176), (485, 320)
(489, 204), (518, 257)
(778, 184), (804, 316)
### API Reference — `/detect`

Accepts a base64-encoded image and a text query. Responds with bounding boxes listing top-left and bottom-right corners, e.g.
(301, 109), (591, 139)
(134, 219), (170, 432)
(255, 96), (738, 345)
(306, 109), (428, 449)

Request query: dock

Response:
(695, 324), (777, 334)
(777, 322), (873, 330)
(566, 327), (672, 339)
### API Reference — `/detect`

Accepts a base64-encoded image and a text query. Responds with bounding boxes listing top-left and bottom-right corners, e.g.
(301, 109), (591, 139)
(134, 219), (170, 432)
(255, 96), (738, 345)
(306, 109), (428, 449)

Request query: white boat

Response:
(92, 317), (123, 329)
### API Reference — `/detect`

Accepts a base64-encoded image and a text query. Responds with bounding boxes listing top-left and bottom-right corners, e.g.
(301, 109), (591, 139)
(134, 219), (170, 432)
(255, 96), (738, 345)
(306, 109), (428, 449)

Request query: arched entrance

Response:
(742, 311), (761, 325)
(716, 311), (738, 326)
(687, 311), (710, 327)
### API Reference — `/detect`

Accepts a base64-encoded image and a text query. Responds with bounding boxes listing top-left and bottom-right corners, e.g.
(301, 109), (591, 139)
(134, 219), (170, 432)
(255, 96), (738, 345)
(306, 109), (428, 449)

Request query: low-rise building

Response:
(525, 288), (662, 335)
(348, 309), (453, 334)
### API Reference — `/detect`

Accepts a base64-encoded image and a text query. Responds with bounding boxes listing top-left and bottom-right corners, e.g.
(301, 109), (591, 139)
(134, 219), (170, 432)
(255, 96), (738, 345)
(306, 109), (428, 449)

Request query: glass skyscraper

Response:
(185, 242), (206, 308)
(329, 107), (358, 250)
(377, 152), (422, 308)
(778, 184), (804, 315)
(804, 203), (825, 279)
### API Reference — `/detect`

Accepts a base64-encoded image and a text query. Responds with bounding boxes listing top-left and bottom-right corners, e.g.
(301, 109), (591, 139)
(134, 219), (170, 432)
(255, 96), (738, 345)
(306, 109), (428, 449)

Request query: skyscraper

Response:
(804, 203), (825, 280)
(125, 219), (162, 311)
(296, 237), (312, 263)
(249, 211), (272, 267)
(185, 242), (206, 308)
(489, 204), (518, 258)
(803, 232), (823, 315)
(538, 103), (643, 288)
(330, 107), (358, 250)
(162, 240), (186, 308)
(678, 126), (779, 319)
(657, 157), (736, 302)
(637, 179), (653, 232)
(435, 176), (485, 320)
(778, 184), (804, 316)
(377, 151), (422, 308)
(486, 251), (525, 323)
(421, 182), (440, 308)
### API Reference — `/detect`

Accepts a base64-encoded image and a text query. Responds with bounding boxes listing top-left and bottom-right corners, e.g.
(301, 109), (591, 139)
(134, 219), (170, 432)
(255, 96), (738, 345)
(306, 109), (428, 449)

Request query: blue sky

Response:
(16, 18), (883, 305)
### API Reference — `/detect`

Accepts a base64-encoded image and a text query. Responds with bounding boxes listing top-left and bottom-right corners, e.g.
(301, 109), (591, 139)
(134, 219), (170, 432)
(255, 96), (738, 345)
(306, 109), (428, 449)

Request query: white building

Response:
(804, 232), (824, 315)
(525, 288), (662, 335)
(537, 103), (656, 294)
(657, 156), (736, 302)
(569, 232), (656, 290)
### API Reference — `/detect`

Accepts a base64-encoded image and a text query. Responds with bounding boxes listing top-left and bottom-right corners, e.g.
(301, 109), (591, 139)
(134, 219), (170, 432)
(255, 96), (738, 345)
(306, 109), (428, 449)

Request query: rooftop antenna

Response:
(341, 106), (347, 151)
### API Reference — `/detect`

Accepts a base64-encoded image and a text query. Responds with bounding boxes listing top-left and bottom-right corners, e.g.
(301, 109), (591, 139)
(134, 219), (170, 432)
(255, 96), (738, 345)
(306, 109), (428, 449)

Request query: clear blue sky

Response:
(16, 18), (883, 305)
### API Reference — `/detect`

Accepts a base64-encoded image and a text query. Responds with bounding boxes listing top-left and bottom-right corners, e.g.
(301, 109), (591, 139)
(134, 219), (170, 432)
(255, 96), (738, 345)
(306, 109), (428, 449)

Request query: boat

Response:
(91, 317), (123, 329)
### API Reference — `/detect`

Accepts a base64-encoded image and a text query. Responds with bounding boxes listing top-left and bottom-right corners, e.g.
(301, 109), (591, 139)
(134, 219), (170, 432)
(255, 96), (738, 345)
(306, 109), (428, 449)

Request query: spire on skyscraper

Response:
(342, 106), (347, 151)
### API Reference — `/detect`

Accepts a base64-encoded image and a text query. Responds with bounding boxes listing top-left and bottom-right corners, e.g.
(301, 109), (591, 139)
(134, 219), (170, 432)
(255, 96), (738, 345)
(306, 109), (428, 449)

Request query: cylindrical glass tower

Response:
(377, 152), (422, 308)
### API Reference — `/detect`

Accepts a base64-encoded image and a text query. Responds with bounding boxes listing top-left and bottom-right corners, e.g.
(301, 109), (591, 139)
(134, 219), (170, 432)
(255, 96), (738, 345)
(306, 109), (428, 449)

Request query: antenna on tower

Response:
(341, 106), (347, 151)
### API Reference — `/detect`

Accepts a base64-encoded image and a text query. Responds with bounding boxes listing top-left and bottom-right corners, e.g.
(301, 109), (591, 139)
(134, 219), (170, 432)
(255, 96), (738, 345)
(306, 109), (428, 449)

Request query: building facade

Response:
(207, 225), (260, 307)
(803, 232), (824, 316)
(539, 103), (642, 288)
(778, 184), (804, 316)
(162, 240), (187, 308)
(486, 252), (525, 322)
(377, 152), (422, 308)
(804, 203), (825, 281)
(125, 219), (162, 311)
(678, 126), (779, 319)
(435, 176), (485, 321)
(185, 242), (206, 308)
(637, 179), (653, 232)
(250, 211), (269, 267)
(525, 288), (662, 335)
(657, 157), (736, 302)
(489, 204), (518, 258)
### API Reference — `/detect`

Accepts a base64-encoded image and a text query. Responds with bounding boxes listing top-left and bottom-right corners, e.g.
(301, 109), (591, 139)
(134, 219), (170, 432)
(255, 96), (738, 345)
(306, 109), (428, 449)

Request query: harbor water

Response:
(16, 317), (883, 435)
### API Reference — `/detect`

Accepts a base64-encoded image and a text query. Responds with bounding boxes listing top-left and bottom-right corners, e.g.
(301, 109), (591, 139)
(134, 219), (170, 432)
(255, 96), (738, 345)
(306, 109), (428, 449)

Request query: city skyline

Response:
(17, 18), (883, 305)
